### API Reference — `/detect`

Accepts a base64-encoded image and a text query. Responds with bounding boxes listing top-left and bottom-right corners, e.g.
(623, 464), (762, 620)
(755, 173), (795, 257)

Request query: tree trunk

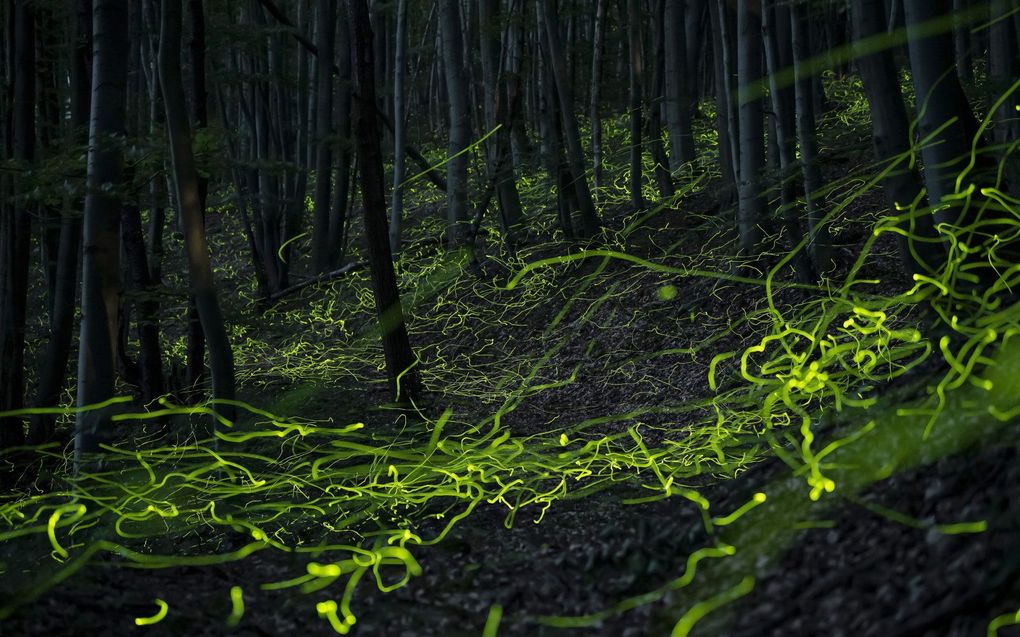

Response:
(709, 0), (737, 193)
(329, 4), (354, 269)
(665, 0), (695, 170)
(540, 0), (600, 235)
(479, 0), (524, 238)
(791, 0), (831, 273)
(851, 0), (943, 275)
(312, 0), (337, 271)
(628, 0), (645, 210)
(160, 0), (236, 429)
(903, 0), (978, 229)
(29, 0), (91, 445)
(439, 0), (472, 252)
(390, 0), (408, 253)
(649, 0), (675, 199)
(990, 0), (1020, 192)
(763, 0), (815, 283)
(76, 0), (129, 463)
(736, 0), (764, 256)
(348, 0), (421, 404)
(590, 0), (608, 196)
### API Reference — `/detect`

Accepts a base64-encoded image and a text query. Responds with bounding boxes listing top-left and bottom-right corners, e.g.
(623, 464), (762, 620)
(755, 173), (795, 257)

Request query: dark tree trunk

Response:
(30, 0), (93, 445)
(628, 0), (645, 210)
(329, 4), (354, 269)
(76, 0), (129, 463)
(348, 0), (421, 404)
(312, 0), (337, 272)
(539, 0), (600, 235)
(439, 0), (472, 252)
(736, 0), (764, 256)
(851, 0), (943, 275)
(160, 0), (236, 429)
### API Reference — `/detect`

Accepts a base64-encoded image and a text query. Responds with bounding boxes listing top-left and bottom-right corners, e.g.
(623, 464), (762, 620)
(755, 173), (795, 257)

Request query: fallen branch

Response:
(265, 261), (366, 305)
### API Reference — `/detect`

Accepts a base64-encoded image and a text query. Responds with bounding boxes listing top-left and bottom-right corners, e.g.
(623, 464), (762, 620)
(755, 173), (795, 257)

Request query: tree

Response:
(736, 0), (765, 256)
(628, 0), (645, 210)
(590, 0), (608, 195)
(791, 0), (831, 274)
(348, 0), (421, 404)
(539, 0), (600, 236)
(665, 0), (696, 170)
(902, 0), (980, 230)
(76, 0), (130, 462)
(390, 0), (408, 253)
(851, 0), (943, 275)
(312, 0), (338, 271)
(159, 0), (236, 428)
(0, 0), (34, 452)
(439, 0), (472, 252)
(479, 0), (524, 237)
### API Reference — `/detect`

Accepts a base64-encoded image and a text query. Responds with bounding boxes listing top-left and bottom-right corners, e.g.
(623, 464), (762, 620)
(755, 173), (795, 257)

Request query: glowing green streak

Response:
(671, 576), (754, 637)
(134, 599), (169, 626)
(988, 609), (1020, 637)
(227, 586), (245, 626)
(482, 604), (503, 637)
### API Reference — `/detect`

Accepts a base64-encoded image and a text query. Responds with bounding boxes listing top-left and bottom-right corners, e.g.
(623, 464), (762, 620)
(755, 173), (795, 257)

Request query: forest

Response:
(2, 0), (1020, 634)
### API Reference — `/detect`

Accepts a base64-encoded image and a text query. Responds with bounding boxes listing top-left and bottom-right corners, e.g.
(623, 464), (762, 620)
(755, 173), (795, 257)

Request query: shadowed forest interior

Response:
(2, 0), (1020, 635)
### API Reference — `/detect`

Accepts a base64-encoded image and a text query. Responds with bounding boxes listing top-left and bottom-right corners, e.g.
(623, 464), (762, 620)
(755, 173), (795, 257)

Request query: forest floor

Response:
(4, 102), (1020, 635)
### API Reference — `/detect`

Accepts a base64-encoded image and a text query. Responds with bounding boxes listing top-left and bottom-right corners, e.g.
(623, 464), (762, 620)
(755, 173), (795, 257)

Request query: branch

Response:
(264, 261), (366, 305)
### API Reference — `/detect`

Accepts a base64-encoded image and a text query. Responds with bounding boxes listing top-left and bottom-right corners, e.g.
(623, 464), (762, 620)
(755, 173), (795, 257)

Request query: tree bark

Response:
(390, 0), (408, 253)
(851, 0), (943, 275)
(329, 4), (355, 269)
(312, 0), (337, 272)
(160, 0), (236, 429)
(539, 0), (600, 235)
(348, 0), (421, 404)
(763, 0), (815, 283)
(590, 0), (608, 196)
(736, 0), (764, 256)
(76, 0), (129, 463)
(903, 0), (979, 229)
(665, 0), (696, 170)
(628, 0), (645, 210)
(791, 0), (831, 273)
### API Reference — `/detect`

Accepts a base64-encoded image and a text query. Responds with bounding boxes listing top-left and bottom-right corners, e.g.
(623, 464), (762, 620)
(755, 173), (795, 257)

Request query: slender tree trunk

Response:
(313, 0), (337, 271)
(479, 0), (523, 238)
(0, 0), (35, 453)
(763, 0), (814, 283)
(990, 0), (1020, 191)
(160, 0), (236, 428)
(329, 5), (354, 269)
(953, 0), (973, 85)
(709, 0), (737, 193)
(851, 0), (943, 275)
(628, 0), (645, 210)
(590, 0), (607, 196)
(540, 0), (600, 235)
(76, 0), (129, 463)
(439, 0), (472, 252)
(649, 0), (675, 199)
(348, 0), (421, 404)
(390, 0), (408, 253)
(121, 201), (166, 406)
(791, 0), (831, 273)
(736, 0), (764, 256)
(903, 0), (979, 234)
(665, 0), (695, 170)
